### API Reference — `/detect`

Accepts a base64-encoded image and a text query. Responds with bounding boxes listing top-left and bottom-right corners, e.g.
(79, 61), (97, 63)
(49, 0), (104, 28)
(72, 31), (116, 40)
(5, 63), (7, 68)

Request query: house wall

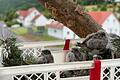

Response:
(28, 9), (40, 22)
(115, 0), (120, 2)
(63, 27), (79, 39)
(102, 14), (120, 36)
(23, 9), (40, 27)
(48, 26), (79, 40)
(23, 17), (32, 27)
(34, 15), (48, 27)
(48, 28), (63, 39)
(17, 16), (24, 23)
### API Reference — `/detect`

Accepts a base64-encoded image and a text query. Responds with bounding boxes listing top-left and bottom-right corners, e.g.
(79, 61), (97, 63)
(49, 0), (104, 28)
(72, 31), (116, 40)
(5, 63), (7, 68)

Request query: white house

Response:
(47, 21), (79, 39)
(47, 11), (120, 39)
(16, 8), (48, 27)
(88, 11), (120, 36)
(115, 0), (120, 2)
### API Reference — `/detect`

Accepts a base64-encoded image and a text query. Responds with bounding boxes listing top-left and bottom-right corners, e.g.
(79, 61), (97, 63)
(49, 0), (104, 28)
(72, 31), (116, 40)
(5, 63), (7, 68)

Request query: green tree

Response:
(77, 0), (88, 5)
(99, 3), (107, 11)
(0, 9), (18, 27)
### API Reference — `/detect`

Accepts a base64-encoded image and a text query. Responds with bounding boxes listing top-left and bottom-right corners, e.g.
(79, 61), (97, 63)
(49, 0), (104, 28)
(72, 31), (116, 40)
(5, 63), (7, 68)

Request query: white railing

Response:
(0, 41), (66, 65)
(1, 42), (120, 80)
(19, 41), (64, 56)
(0, 59), (120, 80)
(0, 57), (120, 80)
(101, 59), (120, 80)
(0, 61), (92, 80)
(19, 39), (79, 49)
(0, 39), (82, 65)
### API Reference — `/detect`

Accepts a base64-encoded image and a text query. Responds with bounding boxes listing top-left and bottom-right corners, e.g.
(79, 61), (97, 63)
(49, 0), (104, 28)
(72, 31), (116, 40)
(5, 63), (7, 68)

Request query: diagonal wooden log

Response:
(38, 0), (102, 38)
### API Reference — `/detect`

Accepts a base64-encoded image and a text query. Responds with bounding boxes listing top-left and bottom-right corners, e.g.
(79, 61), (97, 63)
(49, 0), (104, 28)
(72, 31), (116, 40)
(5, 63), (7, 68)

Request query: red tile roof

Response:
(47, 21), (64, 29)
(17, 10), (29, 17)
(88, 12), (112, 25)
(17, 7), (37, 17)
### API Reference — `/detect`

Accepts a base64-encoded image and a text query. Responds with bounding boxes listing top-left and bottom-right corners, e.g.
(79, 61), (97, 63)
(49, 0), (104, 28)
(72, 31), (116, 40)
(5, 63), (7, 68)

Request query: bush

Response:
(1, 38), (24, 66)
(100, 4), (107, 11)
(6, 21), (15, 27)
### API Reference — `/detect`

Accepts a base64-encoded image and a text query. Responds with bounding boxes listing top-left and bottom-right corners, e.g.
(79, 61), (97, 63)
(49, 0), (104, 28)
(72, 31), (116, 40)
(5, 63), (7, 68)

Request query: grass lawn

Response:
(38, 34), (59, 41)
(11, 27), (59, 41)
(11, 27), (28, 35)
(22, 34), (59, 41)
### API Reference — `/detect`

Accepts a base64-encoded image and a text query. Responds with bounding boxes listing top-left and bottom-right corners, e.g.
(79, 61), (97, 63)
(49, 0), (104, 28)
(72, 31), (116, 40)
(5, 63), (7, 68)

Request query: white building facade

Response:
(17, 8), (48, 27)
(102, 14), (120, 36)
(33, 15), (48, 27)
(88, 11), (120, 36)
(47, 21), (79, 39)
(115, 0), (120, 2)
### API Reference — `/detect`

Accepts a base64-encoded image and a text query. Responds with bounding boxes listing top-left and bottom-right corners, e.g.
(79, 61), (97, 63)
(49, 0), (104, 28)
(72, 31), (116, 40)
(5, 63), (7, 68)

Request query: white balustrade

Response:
(0, 61), (92, 80)
(0, 42), (120, 80)
(0, 59), (120, 80)
(101, 59), (120, 80)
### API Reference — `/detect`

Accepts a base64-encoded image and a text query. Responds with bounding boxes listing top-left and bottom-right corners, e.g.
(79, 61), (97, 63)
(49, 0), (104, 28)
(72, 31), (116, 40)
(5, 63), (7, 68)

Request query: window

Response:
(113, 19), (116, 23)
(67, 31), (70, 35)
(115, 29), (117, 32)
(34, 11), (37, 15)
(110, 28), (112, 33)
(54, 30), (57, 33)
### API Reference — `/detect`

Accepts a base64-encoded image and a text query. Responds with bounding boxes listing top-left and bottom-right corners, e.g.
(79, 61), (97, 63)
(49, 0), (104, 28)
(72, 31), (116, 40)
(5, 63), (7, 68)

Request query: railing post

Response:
(44, 72), (48, 80)
(63, 39), (70, 62)
(56, 71), (60, 80)
(100, 67), (104, 80)
(90, 60), (101, 80)
(110, 67), (115, 80)
(34, 48), (37, 57)
(0, 47), (3, 67)
(12, 76), (14, 80)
